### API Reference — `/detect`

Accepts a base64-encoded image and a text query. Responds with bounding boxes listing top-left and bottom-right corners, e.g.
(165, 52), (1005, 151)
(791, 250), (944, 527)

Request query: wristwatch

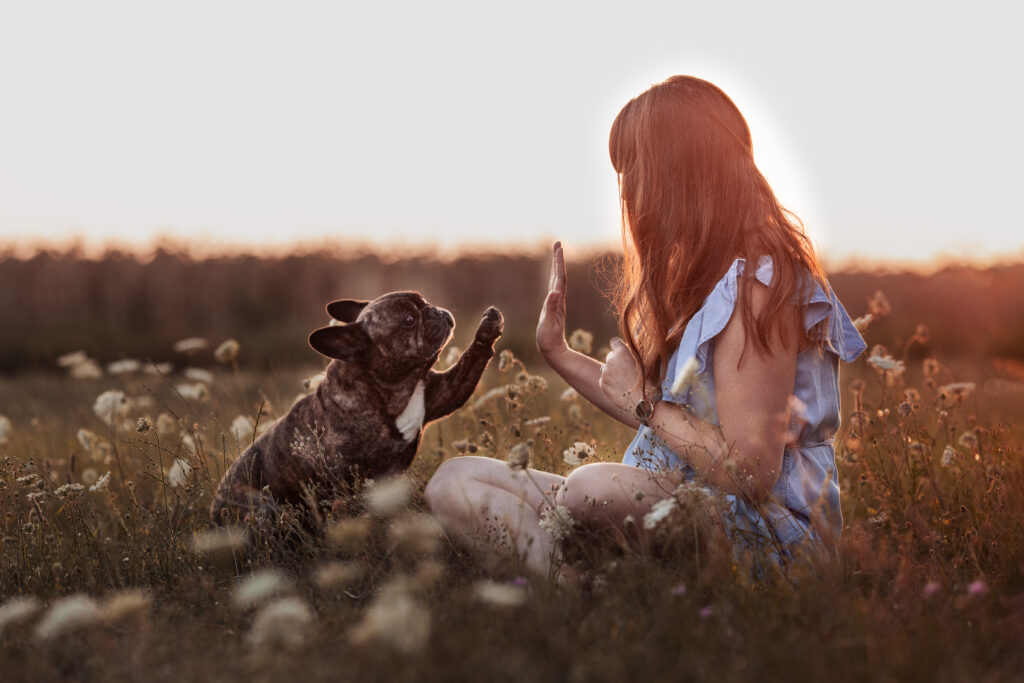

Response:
(634, 389), (663, 426)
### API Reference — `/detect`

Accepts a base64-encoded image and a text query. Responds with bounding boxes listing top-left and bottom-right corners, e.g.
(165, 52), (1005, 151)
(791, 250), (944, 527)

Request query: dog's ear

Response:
(326, 299), (369, 323)
(309, 324), (372, 362)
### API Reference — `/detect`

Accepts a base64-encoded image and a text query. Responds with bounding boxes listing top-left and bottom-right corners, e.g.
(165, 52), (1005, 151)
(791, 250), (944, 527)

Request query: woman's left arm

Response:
(599, 281), (799, 500)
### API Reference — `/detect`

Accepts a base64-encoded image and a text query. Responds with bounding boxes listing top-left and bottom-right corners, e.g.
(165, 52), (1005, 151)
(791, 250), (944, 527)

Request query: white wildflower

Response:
(506, 443), (531, 471)
(866, 353), (905, 375)
(184, 367), (215, 385)
(568, 329), (594, 354)
(941, 446), (956, 467)
(214, 339), (240, 363)
(670, 356), (699, 395)
(144, 361), (173, 375)
(472, 580), (527, 608)
(167, 458), (192, 487)
(89, 471), (111, 493)
(247, 597), (314, 651)
(524, 416), (551, 427)
(106, 359), (142, 375)
(560, 386), (578, 402)
(180, 433), (198, 455)
(389, 513), (443, 557)
(349, 582), (431, 655)
(497, 349), (515, 371)
(233, 570), (293, 610)
(175, 382), (209, 402)
(93, 390), (129, 426)
(365, 476), (413, 517)
(101, 589), (152, 623)
(0, 596), (41, 635)
(155, 413), (177, 436)
(852, 314), (873, 333)
(325, 517), (373, 552)
(524, 375), (548, 393)
(312, 561), (365, 593)
(55, 483), (85, 500)
(229, 415), (256, 444)
(939, 382), (976, 403)
(34, 594), (102, 640)
(643, 497), (678, 530)
(539, 505), (575, 541)
(173, 337), (207, 353)
(56, 350), (89, 368)
(0, 415), (10, 446)
(190, 526), (249, 555)
(81, 468), (98, 486)
(69, 359), (103, 380)
(562, 441), (596, 467)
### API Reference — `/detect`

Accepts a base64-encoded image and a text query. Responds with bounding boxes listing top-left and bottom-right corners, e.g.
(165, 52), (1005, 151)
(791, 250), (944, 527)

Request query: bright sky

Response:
(0, 1), (1021, 265)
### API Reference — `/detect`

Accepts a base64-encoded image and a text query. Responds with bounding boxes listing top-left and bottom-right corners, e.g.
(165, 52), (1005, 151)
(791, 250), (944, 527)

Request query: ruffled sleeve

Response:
(661, 256), (866, 408)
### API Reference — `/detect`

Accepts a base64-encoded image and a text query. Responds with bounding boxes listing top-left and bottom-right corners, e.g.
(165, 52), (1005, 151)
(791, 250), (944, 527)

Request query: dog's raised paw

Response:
(475, 306), (504, 344)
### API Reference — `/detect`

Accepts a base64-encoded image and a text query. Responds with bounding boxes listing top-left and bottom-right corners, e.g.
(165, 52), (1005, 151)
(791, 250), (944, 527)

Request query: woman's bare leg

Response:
(559, 462), (684, 533)
(425, 456), (566, 578)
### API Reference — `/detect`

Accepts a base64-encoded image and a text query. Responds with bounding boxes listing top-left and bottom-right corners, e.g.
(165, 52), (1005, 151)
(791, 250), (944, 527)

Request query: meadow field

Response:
(1, 249), (1023, 681)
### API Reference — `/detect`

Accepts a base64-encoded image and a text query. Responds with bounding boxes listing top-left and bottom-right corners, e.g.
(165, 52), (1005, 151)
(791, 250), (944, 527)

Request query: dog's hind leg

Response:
(424, 306), (503, 421)
(209, 450), (278, 527)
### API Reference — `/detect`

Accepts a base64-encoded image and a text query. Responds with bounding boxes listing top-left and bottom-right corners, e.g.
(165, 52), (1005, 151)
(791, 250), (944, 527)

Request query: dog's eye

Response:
(403, 314), (417, 328)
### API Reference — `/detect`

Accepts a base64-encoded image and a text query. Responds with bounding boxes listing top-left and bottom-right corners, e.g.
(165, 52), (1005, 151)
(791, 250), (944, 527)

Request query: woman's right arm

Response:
(536, 242), (641, 428)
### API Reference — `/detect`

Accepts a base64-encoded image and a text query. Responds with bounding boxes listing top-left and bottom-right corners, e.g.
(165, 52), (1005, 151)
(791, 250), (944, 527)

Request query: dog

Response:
(210, 291), (503, 527)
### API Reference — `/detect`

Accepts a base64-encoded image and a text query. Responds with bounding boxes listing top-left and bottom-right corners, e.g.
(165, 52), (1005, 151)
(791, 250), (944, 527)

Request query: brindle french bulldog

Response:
(210, 291), (503, 527)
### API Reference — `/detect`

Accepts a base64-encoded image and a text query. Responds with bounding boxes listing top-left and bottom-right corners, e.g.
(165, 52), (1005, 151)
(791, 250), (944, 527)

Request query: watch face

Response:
(635, 398), (654, 421)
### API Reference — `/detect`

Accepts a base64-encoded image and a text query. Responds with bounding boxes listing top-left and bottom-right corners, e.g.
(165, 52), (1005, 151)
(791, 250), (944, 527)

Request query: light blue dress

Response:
(623, 256), (867, 558)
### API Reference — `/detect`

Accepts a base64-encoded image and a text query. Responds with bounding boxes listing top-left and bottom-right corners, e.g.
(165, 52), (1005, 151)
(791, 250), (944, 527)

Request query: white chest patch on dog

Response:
(395, 380), (426, 441)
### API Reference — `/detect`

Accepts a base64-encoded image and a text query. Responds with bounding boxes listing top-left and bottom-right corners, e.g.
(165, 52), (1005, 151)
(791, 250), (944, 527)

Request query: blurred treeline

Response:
(1, 246), (1022, 374)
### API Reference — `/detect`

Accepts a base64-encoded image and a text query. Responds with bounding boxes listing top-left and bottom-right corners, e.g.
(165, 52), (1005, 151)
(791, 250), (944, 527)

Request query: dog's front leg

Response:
(424, 306), (503, 421)
(210, 449), (278, 527)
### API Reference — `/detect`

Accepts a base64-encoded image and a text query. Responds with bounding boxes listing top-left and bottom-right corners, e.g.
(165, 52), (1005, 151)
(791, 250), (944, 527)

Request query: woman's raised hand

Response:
(536, 242), (568, 360)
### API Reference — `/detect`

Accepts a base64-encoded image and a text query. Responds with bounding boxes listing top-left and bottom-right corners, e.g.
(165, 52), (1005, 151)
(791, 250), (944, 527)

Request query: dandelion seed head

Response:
(958, 431), (979, 451)
(106, 359), (142, 375)
(93, 390), (129, 426)
(184, 367), (215, 385)
(229, 415), (256, 444)
(34, 594), (102, 641)
(175, 383), (209, 403)
(472, 580), (527, 608)
(568, 329), (594, 355)
(506, 443), (531, 471)
(214, 339), (240, 363)
(365, 476), (413, 517)
(173, 337), (208, 353)
(562, 441), (596, 467)
(539, 504), (575, 541)
(234, 570), (293, 609)
(81, 467), (99, 486)
(167, 458), (192, 488)
(941, 446), (956, 467)
(155, 413), (177, 436)
(136, 417), (151, 433)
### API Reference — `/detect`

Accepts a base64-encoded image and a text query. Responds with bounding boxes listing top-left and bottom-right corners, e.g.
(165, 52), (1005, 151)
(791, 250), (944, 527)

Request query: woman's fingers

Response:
(552, 241), (566, 295)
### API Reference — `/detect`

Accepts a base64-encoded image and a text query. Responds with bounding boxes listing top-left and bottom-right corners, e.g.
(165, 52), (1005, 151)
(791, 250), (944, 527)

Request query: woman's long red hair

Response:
(609, 76), (829, 388)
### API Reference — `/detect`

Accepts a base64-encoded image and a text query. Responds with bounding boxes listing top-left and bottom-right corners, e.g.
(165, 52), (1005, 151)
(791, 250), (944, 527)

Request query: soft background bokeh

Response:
(1, 0), (1021, 264)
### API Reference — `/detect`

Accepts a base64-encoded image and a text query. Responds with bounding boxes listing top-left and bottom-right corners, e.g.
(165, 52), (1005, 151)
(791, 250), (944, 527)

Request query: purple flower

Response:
(967, 579), (988, 597)
(698, 605), (714, 619)
(670, 584), (687, 597)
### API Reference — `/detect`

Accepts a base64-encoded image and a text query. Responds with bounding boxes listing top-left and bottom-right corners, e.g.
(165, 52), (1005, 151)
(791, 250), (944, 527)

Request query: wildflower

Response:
(102, 589), (152, 623)
(562, 441), (596, 467)
(670, 356), (700, 395)
(967, 579), (988, 597)
(190, 526), (249, 555)
(16, 473), (39, 486)
(155, 413), (177, 436)
(302, 372), (325, 391)
(643, 497), (677, 530)
(136, 417), (151, 433)
(912, 324), (930, 345)
(181, 433), (198, 455)
(167, 458), (192, 487)
(349, 582), (431, 655)
(941, 446), (956, 467)
(868, 290), (891, 316)
(390, 513), (443, 557)
(923, 358), (941, 377)
(507, 443), (531, 471)
(0, 415), (10, 446)
(89, 471), (111, 493)
(144, 361), (173, 375)
(247, 597), (314, 651)
(525, 375), (548, 393)
(539, 505), (575, 541)
(568, 329), (594, 354)
(443, 345), (461, 366)
(93, 390), (129, 426)
(81, 468), (98, 486)
(525, 416), (551, 427)
(173, 337), (207, 353)
(560, 387), (578, 402)
(904, 388), (921, 404)
(866, 352), (905, 375)
(567, 404), (583, 421)
(0, 596), (41, 636)
(698, 605), (715, 619)
(229, 415), (256, 444)
(234, 570), (293, 609)
(868, 510), (887, 526)
(175, 383), (209, 402)
(497, 349), (515, 371)
(184, 367), (214, 384)
(214, 339), (240, 363)
(55, 483), (85, 500)
(897, 401), (912, 417)
(849, 379), (866, 395)
(852, 314), (873, 333)
(325, 517), (373, 552)
(312, 561), (365, 593)
(365, 476), (413, 517)
(106, 359), (142, 375)
(26, 491), (45, 502)
(922, 580), (941, 598)
(56, 350), (89, 368)
(670, 584), (687, 596)
(34, 595), (102, 640)
(70, 360), (103, 380)
(472, 580), (527, 608)
(939, 382), (976, 404)
(958, 431), (979, 452)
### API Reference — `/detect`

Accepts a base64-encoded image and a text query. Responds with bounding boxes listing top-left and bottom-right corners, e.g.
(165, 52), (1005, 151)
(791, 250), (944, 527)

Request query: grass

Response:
(0, 320), (1023, 682)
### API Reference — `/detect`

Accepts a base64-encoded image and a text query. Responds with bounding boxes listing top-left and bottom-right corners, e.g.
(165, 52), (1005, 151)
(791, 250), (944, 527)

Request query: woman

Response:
(424, 76), (866, 577)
